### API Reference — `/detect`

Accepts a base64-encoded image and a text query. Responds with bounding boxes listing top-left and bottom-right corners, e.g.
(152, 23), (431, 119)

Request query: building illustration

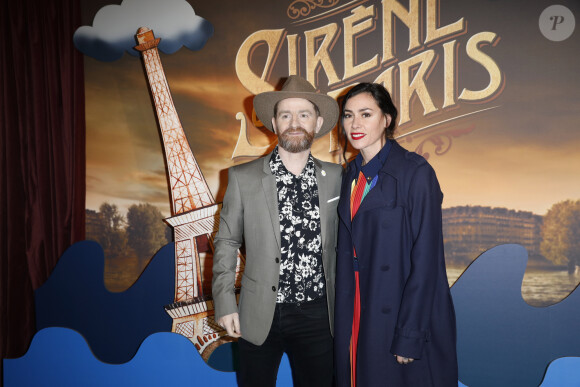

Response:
(134, 27), (244, 360)
(443, 206), (544, 265)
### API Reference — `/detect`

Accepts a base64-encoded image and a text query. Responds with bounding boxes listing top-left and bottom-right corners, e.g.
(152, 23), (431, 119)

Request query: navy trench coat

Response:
(334, 141), (457, 387)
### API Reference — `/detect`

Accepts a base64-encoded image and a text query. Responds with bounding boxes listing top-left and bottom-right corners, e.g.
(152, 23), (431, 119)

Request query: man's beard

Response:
(277, 127), (315, 153)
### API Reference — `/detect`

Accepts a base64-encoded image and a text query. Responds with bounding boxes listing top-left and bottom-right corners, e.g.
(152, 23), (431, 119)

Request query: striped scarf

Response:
(349, 169), (378, 387)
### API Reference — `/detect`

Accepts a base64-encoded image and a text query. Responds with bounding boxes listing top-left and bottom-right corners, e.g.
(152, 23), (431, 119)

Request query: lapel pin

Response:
(321, 170), (326, 176)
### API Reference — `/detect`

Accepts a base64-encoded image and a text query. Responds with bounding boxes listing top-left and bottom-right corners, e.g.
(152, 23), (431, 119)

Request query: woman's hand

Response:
(395, 355), (415, 365)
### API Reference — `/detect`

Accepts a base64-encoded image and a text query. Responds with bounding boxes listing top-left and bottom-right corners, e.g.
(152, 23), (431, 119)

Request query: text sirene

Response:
(233, 0), (503, 157)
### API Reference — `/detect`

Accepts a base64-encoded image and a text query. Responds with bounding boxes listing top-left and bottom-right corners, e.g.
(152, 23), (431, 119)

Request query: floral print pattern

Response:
(270, 147), (325, 303)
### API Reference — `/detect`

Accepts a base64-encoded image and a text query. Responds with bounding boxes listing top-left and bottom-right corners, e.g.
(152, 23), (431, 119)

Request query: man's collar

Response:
(270, 146), (315, 178)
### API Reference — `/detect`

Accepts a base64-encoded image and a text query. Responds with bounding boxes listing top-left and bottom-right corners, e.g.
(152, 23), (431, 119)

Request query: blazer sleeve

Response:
(390, 162), (444, 359)
(212, 167), (244, 321)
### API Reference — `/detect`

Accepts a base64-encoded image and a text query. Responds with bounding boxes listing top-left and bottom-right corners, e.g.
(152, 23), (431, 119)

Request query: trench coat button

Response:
(275, 257), (280, 263)
(272, 286), (276, 291)
(381, 265), (390, 271)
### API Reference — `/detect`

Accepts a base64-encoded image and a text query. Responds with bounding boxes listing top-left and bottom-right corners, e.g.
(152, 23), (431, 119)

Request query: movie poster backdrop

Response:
(80, 0), (579, 308)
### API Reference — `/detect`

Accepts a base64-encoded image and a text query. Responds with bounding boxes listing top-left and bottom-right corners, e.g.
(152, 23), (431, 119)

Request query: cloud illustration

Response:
(74, 0), (213, 61)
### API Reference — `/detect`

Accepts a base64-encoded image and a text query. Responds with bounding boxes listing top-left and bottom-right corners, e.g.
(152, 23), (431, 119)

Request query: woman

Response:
(334, 83), (458, 387)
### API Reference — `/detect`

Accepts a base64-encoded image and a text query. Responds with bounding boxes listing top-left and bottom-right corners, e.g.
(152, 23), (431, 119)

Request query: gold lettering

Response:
(287, 34), (299, 76)
(373, 66), (396, 95)
(381, 0), (420, 64)
(326, 127), (341, 153)
(231, 112), (272, 159)
(398, 50), (438, 124)
(343, 5), (379, 80)
(327, 86), (355, 153)
(442, 40), (458, 109)
(459, 32), (503, 101)
(235, 29), (286, 94)
(305, 23), (341, 86)
(425, 0), (465, 44)
(234, 3), (504, 156)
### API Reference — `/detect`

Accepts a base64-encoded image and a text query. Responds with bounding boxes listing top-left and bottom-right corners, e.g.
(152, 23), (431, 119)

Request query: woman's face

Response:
(343, 92), (391, 159)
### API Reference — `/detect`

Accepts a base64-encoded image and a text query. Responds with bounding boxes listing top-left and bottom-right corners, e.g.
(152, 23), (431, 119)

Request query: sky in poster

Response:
(79, 0), (580, 218)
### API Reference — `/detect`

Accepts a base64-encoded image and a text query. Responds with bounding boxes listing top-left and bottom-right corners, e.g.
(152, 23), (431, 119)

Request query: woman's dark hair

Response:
(342, 82), (398, 137)
(340, 83), (398, 165)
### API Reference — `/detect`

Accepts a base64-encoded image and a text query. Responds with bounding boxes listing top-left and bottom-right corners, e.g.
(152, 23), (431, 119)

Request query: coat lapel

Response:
(338, 163), (355, 233)
(261, 155), (281, 249)
(354, 176), (392, 214)
(351, 141), (404, 217)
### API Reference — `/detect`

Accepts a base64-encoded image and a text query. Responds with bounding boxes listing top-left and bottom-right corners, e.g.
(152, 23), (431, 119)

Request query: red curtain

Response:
(0, 0), (85, 372)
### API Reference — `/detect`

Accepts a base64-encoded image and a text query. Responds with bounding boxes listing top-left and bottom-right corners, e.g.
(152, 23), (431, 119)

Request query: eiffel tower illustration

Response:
(134, 27), (245, 360)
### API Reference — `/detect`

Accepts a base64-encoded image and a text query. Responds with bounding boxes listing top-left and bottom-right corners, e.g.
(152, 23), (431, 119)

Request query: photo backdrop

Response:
(4, 2), (580, 387)
(81, 0), (580, 306)
(3, 0), (580, 387)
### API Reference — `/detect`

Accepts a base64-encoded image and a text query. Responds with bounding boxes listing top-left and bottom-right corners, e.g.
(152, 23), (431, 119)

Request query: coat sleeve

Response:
(212, 167), (244, 322)
(390, 162), (444, 359)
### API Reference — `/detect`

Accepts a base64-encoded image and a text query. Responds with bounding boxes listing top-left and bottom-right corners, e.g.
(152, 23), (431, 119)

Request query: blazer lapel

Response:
(262, 156), (281, 249)
(314, 159), (330, 245)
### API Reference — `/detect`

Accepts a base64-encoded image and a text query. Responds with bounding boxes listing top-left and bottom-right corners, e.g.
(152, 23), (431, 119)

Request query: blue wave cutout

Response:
(35, 240), (175, 363)
(3, 327), (236, 386)
(16, 240), (580, 386)
(452, 244), (580, 387)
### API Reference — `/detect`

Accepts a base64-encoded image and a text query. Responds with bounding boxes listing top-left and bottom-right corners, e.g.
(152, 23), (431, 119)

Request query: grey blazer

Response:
(212, 151), (342, 345)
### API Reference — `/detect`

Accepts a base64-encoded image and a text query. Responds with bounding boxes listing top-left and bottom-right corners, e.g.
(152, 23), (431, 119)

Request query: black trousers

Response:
(236, 297), (334, 387)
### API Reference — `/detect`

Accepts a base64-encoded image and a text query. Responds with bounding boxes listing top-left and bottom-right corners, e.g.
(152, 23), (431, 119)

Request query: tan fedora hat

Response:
(253, 75), (339, 139)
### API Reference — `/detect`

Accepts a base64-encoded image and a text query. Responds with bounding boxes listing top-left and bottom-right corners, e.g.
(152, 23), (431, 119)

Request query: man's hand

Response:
(395, 355), (415, 365)
(218, 313), (242, 338)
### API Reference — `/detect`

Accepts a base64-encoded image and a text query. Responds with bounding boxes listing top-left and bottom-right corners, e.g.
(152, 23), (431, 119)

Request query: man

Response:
(212, 75), (341, 386)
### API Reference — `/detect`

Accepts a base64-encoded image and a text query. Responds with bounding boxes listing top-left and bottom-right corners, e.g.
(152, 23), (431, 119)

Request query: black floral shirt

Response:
(270, 147), (325, 303)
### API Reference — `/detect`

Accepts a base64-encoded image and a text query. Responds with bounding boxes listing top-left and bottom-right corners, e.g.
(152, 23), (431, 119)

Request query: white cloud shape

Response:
(74, 0), (213, 61)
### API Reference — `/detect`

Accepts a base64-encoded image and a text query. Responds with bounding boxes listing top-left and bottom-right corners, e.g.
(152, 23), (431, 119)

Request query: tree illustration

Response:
(540, 200), (580, 272)
(90, 202), (128, 259)
(126, 203), (171, 263)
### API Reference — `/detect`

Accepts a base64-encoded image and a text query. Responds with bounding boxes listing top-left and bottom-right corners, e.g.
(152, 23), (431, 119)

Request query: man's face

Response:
(272, 98), (323, 153)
